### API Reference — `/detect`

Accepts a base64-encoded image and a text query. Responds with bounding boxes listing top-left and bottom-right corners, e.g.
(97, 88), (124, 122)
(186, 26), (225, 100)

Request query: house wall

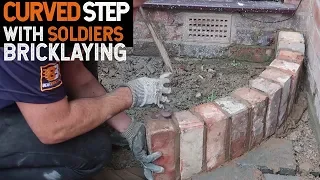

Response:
(305, 0), (320, 141)
(131, 1), (311, 59)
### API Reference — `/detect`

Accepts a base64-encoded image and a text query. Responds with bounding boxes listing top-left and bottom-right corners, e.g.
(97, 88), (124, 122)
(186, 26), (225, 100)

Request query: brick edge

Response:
(146, 30), (305, 180)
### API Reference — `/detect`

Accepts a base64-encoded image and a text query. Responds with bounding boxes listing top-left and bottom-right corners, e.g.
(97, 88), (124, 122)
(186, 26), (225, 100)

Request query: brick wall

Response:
(132, 3), (311, 59)
(306, 0), (320, 140)
(145, 31), (305, 180)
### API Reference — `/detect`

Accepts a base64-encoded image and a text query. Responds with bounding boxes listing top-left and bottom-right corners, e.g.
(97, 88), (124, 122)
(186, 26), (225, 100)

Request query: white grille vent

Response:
(184, 14), (232, 43)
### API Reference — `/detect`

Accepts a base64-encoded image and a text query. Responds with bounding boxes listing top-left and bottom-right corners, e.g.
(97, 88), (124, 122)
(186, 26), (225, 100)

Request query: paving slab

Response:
(264, 174), (302, 180)
(235, 138), (297, 175)
(192, 163), (264, 180)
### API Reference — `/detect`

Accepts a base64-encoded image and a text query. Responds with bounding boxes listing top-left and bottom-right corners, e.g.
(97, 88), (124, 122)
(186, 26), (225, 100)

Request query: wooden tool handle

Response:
(138, 7), (174, 72)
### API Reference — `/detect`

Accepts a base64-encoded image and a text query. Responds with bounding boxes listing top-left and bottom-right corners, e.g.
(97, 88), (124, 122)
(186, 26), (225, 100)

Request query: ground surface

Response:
(99, 56), (268, 119)
(97, 56), (320, 179)
(283, 91), (320, 180)
(194, 89), (320, 180)
(98, 55), (268, 170)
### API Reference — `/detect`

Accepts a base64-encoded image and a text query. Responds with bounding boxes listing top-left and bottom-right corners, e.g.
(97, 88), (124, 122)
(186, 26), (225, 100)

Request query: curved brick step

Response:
(145, 30), (306, 180)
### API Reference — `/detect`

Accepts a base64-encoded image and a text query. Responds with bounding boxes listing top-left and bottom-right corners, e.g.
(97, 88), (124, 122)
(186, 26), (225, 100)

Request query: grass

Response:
(206, 90), (217, 102)
(230, 59), (242, 67)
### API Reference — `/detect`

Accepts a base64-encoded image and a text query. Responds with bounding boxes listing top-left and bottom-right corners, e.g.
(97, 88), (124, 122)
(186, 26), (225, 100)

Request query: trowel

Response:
(138, 7), (174, 73)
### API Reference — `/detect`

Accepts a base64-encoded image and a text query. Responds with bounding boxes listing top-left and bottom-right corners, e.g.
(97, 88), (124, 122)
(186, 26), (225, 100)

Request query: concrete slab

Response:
(235, 138), (297, 175)
(264, 174), (302, 180)
(192, 163), (264, 180)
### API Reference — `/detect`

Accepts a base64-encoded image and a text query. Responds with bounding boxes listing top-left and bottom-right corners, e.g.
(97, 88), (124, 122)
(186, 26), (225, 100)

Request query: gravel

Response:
(283, 91), (320, 180)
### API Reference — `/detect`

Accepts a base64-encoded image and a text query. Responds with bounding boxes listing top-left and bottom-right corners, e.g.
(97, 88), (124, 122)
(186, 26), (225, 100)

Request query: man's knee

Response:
(89, 134), (112, 169)
(0, 111), (113, 178)
(76, 126), (113, 171)
(57, 128), (112, 178)
(82, 129), (112, 162)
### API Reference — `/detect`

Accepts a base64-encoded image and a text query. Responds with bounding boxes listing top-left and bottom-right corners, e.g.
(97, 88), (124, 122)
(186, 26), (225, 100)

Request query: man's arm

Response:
(17, 86), (132, 145)
(61, 60), (132, 133)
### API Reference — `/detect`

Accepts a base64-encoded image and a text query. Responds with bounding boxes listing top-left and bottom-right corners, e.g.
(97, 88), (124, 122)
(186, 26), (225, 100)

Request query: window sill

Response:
(142, 0), (297, 14)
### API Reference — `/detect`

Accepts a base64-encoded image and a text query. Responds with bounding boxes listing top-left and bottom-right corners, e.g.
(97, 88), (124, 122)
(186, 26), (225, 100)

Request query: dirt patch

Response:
(98, 56), (268, 120)
(98, 55), (268, 169)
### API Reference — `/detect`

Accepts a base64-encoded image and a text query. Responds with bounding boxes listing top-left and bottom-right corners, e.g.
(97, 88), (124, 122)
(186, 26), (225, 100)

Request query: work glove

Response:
(121, 118), (164, 180)
(122, 72), (172, 108)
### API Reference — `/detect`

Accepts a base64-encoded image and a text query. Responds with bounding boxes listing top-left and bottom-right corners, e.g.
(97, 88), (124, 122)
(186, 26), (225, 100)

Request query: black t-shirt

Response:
(0, 48), (66, 110)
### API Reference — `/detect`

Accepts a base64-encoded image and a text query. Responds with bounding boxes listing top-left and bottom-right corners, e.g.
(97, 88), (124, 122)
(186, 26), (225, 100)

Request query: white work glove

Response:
(121, 118), (164, 180)
(123, 72), (172, 108)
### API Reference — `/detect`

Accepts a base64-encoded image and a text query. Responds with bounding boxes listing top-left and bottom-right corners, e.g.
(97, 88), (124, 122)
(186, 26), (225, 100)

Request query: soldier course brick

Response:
(260, 68), (292, 127)
(277, 31), (305, 55)
(146, 115), (179, 180)
(277, 50), (304, 65)
(144, 31), (306, 179)
(215, 96), (249, 159)
(191, 103), (229, 171)
(269, 59), (302, 114)
(173, 111), (204, 180)
(250, 77), (282, 138)
(232, 88), (268, 150)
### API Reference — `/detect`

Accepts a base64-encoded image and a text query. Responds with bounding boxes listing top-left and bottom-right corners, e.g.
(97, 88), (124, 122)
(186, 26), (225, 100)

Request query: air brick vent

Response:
(184, 14), (232, 43)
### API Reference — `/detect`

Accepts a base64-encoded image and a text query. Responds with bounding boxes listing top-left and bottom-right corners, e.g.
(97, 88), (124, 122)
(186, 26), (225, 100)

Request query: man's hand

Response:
(123, 72), (172, 109)
(121, 118), (164, 180)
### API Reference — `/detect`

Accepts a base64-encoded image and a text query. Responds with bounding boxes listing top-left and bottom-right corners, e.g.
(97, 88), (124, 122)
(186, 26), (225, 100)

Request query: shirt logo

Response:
(40, 63), (62, 92)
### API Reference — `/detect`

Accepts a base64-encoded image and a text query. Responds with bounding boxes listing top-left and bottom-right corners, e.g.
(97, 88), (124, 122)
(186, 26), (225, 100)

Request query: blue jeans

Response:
(0, 107), (112, 180)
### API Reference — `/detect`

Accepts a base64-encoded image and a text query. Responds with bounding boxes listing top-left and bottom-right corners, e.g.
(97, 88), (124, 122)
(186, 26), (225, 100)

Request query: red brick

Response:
(307, 65), (317, 95)
(260, 68), (292, 127)
(215, 96), (249, 159)
(307, 15), (315, 36)
(250, 77), (282, 138)
(307, 56), (320, 95)
(277, 50), (304, 65)
(173, 111), (204, 179)
(151, 10), (175, 25)
(313, 62), (320, 92)
(297, 0), (312, 12)
(278, 31), (304, 44)
(313, 0), (320, 31)
(277, 31), (305, 55)
(312, 28), (320, 59)
(229, 46), (274, 63)
(191, 103), (229, 171)
(163, 25), (183, 41)
(269, 59), (302, 114)
(232, 88), (268, 150)
(284, 0), (301, 5)
(270, 59), (301, 75)
(315, 94), (320, 120)
(146, 115), (179, 180)
(133, 21), (151, 39)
